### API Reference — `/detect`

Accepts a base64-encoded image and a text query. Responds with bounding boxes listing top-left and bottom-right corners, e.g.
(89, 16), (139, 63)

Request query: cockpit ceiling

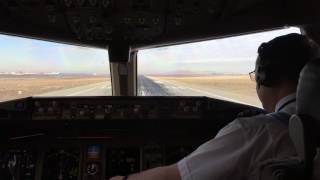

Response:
(0, 0), (319, 49)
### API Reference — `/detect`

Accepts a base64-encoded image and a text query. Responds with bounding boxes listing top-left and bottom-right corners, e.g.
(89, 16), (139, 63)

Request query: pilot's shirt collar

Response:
(275, 93), (296, 113)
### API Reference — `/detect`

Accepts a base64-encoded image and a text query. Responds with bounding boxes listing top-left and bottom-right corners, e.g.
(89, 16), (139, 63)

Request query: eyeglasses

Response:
(249, 71), (256, 81)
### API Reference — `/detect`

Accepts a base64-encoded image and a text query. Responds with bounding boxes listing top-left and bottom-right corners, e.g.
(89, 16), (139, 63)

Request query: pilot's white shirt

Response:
(178, 93), (297, 180)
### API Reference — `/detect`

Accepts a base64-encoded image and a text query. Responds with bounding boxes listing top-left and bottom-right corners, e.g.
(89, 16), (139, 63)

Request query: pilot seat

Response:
(259, 59), (320, 180)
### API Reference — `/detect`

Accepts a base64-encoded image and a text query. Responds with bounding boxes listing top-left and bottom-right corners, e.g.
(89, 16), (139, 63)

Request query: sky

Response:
(0, 36), (109, 74)
(0, 27), (300, 75)
(139, 27), (301, 75)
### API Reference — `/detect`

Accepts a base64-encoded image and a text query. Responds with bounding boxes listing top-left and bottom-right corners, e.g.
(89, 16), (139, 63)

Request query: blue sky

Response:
(0, 27), (300, 75)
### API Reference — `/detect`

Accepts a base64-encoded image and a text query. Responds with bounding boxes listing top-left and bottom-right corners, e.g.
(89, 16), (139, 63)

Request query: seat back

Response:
(296, 59), (320, 146)
(293, 59), (320, 178)
(259, 59), (320, 180)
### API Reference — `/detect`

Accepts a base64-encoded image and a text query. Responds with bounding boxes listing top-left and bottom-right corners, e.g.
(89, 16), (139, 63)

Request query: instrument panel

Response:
(0, 96), (255, 121)
(0, 96), (260, 180)
(31, 97), (205, 121)
(1, 144), (196, 180)
(0, 150), (37, 180)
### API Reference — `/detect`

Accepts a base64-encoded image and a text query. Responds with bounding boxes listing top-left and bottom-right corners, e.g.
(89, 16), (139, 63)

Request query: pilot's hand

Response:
(109, 176), (124, 180)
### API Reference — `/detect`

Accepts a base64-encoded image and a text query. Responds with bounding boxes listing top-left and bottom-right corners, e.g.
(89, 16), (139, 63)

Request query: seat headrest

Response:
(297, 59), (320, 124)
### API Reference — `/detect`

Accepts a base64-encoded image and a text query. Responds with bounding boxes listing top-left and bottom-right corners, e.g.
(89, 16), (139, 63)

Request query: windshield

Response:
(0, 35), (110, 102)
(138, 27), (301, 107)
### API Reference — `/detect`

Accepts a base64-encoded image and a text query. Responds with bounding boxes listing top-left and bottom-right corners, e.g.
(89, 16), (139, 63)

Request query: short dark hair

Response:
(256, 33), (318, 86)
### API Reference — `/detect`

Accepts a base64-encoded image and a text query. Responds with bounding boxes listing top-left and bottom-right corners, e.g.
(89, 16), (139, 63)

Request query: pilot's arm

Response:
(110, 116), (293, 180)
(109, 119), (247, 180)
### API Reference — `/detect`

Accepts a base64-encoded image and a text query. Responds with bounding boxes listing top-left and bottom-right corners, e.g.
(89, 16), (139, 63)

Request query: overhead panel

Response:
(0, 0), (318, 49)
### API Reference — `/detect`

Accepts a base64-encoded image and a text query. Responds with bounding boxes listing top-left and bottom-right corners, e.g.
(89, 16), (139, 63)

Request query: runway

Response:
(138, 76), (250, 104)
(37, 82), (112, 96)
(37, 76), (174, 97)
(36, 75), (258, 106)
(138, 75), (172, 96)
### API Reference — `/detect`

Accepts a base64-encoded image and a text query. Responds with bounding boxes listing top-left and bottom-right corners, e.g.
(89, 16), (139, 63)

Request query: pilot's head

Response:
(253, 33), (318, 112)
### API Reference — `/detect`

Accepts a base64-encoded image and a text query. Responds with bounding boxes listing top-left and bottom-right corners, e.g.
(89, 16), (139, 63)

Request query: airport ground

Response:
(0, 75), (110, 101)
(0, 75), (261, 107)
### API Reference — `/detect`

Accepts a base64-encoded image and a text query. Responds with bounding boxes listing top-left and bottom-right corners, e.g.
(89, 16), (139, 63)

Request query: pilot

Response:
(110, 33), (319, 180)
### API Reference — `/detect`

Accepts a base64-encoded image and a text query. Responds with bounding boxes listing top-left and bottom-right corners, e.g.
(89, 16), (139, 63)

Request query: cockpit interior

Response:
(0, 0), (319, 179)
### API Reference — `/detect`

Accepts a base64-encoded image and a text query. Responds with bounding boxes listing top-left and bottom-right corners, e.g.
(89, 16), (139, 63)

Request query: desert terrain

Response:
(0, 75), (110, 102)
(0, 74), (261, 107)
(147, 75), (261, 107)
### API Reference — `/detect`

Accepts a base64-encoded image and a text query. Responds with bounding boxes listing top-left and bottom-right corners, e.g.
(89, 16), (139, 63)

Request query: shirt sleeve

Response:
(177, 119), (253, 180)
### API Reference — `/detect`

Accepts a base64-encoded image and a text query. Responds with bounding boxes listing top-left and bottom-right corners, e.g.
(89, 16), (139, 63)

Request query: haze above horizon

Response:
(0, 27), (300, 75)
